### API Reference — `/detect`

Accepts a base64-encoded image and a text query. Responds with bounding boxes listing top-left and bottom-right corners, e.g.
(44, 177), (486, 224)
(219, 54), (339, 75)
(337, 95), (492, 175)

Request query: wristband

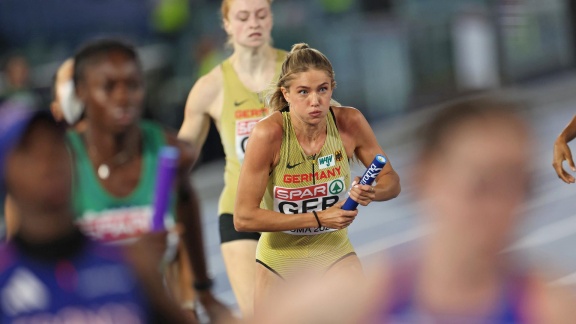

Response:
(313, 211), (322, 228)
(193, 278), (214, 291)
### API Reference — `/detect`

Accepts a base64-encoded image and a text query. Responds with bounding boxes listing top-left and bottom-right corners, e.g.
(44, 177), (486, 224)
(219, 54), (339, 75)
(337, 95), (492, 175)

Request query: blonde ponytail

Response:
(266, 43), (337, 112)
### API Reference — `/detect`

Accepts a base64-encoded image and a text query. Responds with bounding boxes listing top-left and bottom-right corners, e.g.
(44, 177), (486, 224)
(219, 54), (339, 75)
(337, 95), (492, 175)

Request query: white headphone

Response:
(57, 80), (83, 125)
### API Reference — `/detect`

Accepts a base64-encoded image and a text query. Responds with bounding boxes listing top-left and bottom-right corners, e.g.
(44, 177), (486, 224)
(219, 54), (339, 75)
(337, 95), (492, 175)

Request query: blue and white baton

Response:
(342, 154), (387, 211)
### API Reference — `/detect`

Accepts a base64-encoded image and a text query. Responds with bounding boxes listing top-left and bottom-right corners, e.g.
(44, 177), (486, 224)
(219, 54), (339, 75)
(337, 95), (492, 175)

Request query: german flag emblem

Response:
(335, 150), (343, 162)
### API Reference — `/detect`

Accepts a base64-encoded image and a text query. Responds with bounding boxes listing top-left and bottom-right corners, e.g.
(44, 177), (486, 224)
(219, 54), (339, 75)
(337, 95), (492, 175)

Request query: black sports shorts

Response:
(219, 213), (261, 243)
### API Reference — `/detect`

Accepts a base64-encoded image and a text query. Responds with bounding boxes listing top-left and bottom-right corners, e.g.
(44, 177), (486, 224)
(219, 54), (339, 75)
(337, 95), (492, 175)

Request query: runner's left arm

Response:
(169, 135), (234, 322)
(340, 108), (400, 205)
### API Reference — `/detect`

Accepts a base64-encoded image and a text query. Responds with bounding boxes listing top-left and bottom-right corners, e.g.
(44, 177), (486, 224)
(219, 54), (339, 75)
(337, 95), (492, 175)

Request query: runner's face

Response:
(282, 68), (333, 126)
(224, 0), (272, 48)
(78, 51), (144, 133)
(421, 119), (531, 250)
(5, 119), (71, 211)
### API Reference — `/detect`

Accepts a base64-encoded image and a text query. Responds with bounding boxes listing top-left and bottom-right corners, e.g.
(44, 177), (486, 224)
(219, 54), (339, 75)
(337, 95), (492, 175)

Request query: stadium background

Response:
(1, 0), (574, 164)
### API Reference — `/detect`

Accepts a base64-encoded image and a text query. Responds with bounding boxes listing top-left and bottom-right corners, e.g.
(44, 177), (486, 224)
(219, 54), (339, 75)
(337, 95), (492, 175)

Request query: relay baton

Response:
(151, 146), (180, 232)
(342, 154), (387, 211)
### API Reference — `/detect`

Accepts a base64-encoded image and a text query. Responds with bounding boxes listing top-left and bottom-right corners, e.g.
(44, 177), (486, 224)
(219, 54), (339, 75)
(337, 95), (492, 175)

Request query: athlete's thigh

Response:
(325, 253), (364, 282)
(221, 239), (258, 315)
(220, 239), (258, 275)
(254, 261), (284, 313)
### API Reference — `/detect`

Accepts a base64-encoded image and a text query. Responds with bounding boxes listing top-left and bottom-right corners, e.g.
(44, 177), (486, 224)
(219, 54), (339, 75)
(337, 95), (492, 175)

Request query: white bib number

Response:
(235, 118), (259, 162)
(273, 177), (347, 235)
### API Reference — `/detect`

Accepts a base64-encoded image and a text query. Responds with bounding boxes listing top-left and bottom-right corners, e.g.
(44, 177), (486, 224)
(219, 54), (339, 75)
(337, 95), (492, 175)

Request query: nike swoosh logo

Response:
(286, 162), (303, 169)
(234, 99), (248, 107)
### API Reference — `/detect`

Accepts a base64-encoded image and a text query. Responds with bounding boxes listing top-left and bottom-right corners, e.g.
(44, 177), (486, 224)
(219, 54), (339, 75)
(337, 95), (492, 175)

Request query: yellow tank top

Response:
(259, 108), (351, 259)
(218, 50), (286, 215)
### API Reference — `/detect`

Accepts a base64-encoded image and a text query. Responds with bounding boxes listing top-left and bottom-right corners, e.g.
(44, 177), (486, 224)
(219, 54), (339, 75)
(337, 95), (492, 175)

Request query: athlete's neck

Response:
(84, 124), (141, 164)
(291, 114), (327, 156)
(230, 45), (275, 78)
(16, 206), (77, 245)
(417, 233), (505, 315)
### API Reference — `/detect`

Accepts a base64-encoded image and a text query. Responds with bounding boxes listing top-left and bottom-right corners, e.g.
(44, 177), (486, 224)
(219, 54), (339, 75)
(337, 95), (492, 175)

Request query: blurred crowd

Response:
(0, 0), (574, 131)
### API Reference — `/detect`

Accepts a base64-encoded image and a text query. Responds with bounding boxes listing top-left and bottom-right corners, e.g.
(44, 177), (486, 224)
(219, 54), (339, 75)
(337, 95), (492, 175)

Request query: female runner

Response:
(178, 0), (286, 316)
(234, 43), (401, 310)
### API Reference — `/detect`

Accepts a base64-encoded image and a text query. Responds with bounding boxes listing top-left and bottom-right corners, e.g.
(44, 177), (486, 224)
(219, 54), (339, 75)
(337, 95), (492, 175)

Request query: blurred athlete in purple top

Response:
(0, 106), (192, 323)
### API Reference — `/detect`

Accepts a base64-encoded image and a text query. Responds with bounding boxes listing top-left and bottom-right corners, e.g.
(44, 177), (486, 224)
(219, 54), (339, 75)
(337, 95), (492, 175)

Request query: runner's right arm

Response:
(553, 114), (576, 183)
(178, 68), (222, 152)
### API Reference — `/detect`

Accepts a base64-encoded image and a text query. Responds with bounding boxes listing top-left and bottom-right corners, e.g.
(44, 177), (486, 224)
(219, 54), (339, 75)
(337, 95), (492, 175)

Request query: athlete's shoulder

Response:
(186, 62), (225, 110)
(331, 105), (362, 116)
(252, 111), (283, 141)
(258, 110), (283, 127)
(331, 106), (367, 129)
(196, 62), (224, 91)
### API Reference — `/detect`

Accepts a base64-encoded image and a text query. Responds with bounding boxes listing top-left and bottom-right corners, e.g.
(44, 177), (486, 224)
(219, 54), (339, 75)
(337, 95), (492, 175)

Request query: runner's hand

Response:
(347, 176), (377, 206)
(317, 201), (358, 229)
(129, 231), (170, 267)
(553, 138), (576, 183)
(198, 291), (237, 324)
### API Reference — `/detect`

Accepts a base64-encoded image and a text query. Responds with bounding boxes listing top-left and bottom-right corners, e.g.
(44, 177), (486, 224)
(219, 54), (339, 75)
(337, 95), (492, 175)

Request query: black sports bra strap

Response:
(329, 107), (338, 130)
